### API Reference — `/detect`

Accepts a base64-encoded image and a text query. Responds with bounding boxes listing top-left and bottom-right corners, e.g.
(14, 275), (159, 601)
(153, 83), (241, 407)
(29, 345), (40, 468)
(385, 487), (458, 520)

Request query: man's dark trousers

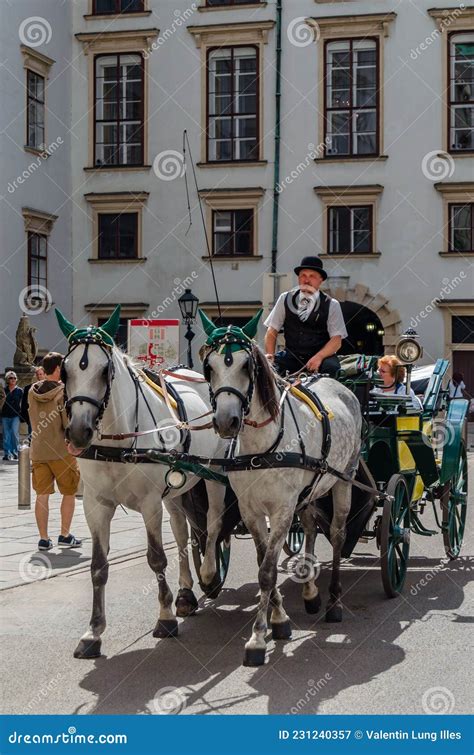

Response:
(274, 350), (340, 378)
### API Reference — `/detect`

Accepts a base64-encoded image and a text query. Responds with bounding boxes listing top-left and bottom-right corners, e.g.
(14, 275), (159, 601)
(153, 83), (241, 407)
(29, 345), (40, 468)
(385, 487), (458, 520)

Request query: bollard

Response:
(18, 443), (31, 510)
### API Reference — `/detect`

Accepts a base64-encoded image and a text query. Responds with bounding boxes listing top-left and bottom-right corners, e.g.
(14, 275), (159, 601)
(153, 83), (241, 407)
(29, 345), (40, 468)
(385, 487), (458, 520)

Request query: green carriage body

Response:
(335, 357), (469, 597)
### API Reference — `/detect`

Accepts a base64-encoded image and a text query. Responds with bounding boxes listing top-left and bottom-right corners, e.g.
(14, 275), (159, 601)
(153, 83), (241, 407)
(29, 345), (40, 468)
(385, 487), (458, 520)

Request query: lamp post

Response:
(178, 288), (199, 369)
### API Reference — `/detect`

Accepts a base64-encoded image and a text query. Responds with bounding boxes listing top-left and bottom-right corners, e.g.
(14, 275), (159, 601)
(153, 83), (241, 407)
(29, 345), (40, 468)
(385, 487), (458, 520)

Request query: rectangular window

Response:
(328, 206), (372, 254)
(94, 53), (144, 166)
(26, 70), (45, 149)
(212, 209), (253, 255)
(27, 232), (47, 290)
(98, 213), (138, 258)
(449, 33), (474, 153)
(449, 203), (474, 252)
(452, 315), (474, 343)
(93, 0), (144, 14)
(325, 39), (378, 157)
(208, 46), (258, 162)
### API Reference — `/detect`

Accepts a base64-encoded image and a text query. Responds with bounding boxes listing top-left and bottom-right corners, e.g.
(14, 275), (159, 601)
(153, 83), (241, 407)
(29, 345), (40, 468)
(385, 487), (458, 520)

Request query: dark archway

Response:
(340, 301), (384, 356)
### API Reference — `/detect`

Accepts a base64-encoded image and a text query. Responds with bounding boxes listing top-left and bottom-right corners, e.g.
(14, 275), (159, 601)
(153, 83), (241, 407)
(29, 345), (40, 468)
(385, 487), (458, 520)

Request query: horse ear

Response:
(242, 309), (263, 340)
(55, 308), (75, 338)
(100, 304), (121, 338)
(198, 309), (216, 337)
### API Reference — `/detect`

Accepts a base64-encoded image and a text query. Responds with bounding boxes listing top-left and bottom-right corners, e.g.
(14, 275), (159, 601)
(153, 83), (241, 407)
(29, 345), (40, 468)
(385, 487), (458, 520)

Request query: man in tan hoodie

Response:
(28, 352), (81, 551)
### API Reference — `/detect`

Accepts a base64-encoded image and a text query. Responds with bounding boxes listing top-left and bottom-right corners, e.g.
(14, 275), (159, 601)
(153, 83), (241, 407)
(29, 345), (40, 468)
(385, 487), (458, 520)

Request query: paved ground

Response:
(0, 445), (472, 716)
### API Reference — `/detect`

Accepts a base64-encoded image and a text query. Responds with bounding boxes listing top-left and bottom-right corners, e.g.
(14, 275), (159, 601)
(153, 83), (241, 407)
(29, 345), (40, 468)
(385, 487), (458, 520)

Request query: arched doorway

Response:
(340, 302), (384, 356)
(323, 281), (402, 355)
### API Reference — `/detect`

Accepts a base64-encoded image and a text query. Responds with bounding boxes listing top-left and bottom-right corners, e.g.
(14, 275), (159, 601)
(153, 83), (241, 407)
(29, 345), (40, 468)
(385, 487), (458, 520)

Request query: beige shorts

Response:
(32, 457), (80, 496)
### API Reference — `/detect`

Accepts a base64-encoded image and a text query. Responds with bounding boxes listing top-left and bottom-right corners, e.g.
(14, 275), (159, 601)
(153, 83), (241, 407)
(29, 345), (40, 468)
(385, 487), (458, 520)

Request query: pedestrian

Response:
(264, 256), (347, 378)
(1, 371), (23, 461)
(28, 352), (82, 551)
(448, 372), (466, 400)
(21, 365), (46, 439)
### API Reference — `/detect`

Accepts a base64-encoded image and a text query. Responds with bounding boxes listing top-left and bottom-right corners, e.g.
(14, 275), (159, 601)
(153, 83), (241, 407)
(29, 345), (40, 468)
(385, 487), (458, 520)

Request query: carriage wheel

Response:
(191, 529), (231, 599)
(441, 442), (468, 560)
(283, 514), (305, 557)
(380, 474), (411, 598)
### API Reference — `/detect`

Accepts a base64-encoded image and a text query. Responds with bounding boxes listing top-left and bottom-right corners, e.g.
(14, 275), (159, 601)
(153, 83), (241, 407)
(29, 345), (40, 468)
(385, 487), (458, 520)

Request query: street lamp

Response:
(178, 288), (199, 369)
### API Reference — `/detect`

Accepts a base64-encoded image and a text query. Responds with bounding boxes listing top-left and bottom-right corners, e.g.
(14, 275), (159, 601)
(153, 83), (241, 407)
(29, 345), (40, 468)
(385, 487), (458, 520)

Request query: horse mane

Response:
(252, 344), (280, 420)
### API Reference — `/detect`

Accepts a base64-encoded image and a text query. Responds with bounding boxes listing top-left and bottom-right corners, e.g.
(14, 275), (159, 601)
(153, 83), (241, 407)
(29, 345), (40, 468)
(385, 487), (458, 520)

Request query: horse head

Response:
(199, 309), (279, 439)
(55, 306), (121, 452)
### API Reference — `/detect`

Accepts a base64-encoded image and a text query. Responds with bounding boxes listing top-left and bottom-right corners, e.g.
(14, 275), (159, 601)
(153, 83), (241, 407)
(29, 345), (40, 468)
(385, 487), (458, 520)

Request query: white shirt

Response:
(448, 380), (465, 399)
(264, 290), (348, 339)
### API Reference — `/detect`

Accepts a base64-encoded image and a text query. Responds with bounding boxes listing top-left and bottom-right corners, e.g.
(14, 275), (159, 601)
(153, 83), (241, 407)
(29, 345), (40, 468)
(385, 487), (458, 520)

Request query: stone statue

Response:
(13, 315), (38, 367)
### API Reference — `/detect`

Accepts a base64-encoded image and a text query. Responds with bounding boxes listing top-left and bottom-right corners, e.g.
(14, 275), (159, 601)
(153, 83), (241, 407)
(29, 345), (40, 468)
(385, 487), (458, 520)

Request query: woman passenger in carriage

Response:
(375, 355), (422, 409)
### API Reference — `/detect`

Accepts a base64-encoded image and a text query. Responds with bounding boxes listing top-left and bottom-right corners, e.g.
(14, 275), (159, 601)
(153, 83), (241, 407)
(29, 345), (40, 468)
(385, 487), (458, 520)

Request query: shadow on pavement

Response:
(76, 554), (471, 715)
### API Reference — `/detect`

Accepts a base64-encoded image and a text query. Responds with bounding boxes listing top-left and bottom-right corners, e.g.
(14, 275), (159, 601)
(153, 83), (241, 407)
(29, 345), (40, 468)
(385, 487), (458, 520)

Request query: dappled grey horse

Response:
(56, 306), (228, 658)
(200, 309), (362, 666)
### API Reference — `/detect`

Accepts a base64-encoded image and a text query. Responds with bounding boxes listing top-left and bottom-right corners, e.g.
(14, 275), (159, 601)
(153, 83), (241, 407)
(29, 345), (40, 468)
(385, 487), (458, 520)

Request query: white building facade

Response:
(1, 0), (473, 389)
(0, 0), (73, 373)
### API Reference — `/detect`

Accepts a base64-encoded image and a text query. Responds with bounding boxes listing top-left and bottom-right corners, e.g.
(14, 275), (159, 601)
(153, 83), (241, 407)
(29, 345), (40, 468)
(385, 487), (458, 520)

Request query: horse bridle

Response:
(62, 338), (115, 428)
(203, 329), (257, 420)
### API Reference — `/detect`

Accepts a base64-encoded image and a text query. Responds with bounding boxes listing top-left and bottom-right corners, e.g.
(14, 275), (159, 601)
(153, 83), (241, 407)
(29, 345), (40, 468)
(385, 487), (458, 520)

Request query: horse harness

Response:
(63, 329), (382, 501)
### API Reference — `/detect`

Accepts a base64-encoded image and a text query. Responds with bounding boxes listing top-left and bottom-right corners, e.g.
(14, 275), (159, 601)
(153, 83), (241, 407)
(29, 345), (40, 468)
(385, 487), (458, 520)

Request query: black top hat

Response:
(294, 256), (327, 281)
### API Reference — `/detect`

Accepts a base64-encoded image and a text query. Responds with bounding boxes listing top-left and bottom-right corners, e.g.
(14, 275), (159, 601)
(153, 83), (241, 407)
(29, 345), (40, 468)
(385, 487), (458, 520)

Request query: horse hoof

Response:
(325, 604), (342, 623)
(243, 647), (266, 667)
(74, 638), (102, 659)
(201, 576), (222, 600)
(271, 620), (292, 640)
(153, 619), (179, 638)
(201, 572), (223, 600)
(304, 594), (322, 614)
(175, 588), (198, 617)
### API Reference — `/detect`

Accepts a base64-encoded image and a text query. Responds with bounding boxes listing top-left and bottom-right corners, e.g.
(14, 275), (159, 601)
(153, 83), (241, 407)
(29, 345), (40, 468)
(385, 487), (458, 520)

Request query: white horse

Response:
(55, 306), (229, 659)
(200, 309), (362, 666)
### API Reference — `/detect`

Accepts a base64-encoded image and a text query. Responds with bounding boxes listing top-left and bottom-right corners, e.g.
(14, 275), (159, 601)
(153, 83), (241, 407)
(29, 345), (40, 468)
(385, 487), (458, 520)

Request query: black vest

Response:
(283, 290), (331, 360)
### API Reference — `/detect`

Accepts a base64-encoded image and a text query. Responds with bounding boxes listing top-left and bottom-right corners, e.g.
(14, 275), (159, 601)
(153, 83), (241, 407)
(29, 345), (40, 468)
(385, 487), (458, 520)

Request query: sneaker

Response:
(2, 456), (8, 461)
(11, 453), (18, 460)
(58, 534), (82, 548)
(38, 538), (53, 551)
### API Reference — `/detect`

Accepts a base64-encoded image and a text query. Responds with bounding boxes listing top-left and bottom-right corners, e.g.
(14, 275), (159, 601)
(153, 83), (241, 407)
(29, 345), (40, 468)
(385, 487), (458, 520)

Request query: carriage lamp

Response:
(396, 328), (423, 365)
(396, 328), (423, 397)
(178, 288), (199, 368)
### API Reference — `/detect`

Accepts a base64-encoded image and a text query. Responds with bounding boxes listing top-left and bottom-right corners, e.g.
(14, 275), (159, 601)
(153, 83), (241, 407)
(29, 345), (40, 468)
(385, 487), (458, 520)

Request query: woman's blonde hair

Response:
(378, 355), (406, 382)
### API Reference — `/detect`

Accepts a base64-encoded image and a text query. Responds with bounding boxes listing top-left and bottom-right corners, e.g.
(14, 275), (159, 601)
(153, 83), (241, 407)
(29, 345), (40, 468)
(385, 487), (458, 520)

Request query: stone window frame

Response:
(84, 0), (152, 20)
(187, 20), (274, 167)
(313, 184), (383, 257)
(305, 13), (396, 162)
(75, 29), (159, 171)
(428, 7), (474, 156)
(198, 187), (264, 259)
(437, 299), (474, 361)
(198, 1), (267, 12)
(21, 45), (55, 156)
(22, 208), (58, 308)
(84, 191), (149, 262)
(435, 181), (474, 256)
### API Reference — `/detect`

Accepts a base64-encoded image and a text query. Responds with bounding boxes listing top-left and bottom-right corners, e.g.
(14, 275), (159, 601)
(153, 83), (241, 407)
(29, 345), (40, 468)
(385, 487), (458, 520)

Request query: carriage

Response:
(187, 331), (469, 601)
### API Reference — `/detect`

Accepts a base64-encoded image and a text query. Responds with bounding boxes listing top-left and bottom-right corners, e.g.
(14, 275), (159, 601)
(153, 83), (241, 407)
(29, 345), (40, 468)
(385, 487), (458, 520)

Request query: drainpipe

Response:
(271, 0), (282, 303)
